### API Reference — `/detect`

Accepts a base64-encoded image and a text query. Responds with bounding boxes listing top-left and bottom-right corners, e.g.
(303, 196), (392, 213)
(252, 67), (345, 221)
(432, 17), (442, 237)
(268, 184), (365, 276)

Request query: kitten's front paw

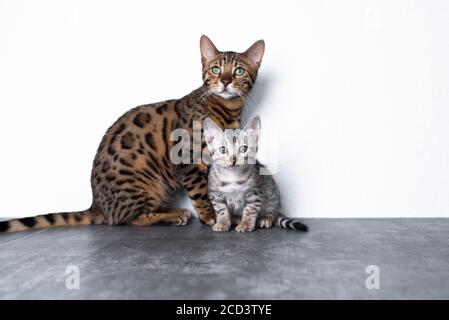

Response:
(212, 221), (231, 232)
(235, 221), (255, 233)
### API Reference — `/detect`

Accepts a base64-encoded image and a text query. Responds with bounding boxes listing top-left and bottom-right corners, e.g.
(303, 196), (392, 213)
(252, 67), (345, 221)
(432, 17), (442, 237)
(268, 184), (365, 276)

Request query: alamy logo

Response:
(65, 265), (80, 290)
(365, 265), (380, 290)
(168, 121), (278, 175)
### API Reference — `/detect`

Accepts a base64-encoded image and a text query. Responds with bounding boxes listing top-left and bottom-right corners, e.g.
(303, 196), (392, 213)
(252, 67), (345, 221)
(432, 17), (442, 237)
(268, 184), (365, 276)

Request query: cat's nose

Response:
(232, 156), (236, 165)
(221, 78), (232, 87)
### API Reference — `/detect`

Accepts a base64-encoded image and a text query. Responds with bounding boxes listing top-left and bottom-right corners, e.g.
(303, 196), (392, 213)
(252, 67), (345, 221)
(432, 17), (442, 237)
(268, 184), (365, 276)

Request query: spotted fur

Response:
(204, 117), (308, 232)
(0, 35), (265, 232)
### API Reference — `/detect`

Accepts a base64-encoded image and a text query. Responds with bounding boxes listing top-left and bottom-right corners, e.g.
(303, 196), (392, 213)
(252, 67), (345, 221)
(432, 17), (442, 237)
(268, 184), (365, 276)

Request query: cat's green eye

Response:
(234, 67), (245, 76)
(219, 146), (227, 154)
(239, 145), (248, 153)
(211, 66), (221, 75)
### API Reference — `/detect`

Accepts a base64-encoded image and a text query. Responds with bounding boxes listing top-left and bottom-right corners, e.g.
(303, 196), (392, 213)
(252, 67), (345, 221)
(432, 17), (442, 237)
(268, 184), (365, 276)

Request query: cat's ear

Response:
(200, 35), (219, 66)
(243, 116), (261, 146)
(243, 40), (265, 70)
(203, 118), (223, 147)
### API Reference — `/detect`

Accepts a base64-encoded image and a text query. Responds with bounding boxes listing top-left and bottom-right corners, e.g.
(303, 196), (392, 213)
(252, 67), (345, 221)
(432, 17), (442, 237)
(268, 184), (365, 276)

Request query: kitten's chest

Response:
(224, 192), (245, 216)
(220, 176), (254, 216)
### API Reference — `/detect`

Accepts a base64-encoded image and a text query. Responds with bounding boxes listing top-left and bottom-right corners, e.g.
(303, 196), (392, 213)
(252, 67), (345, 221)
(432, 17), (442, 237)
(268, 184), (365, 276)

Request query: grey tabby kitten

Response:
(203, 116), (308, 232)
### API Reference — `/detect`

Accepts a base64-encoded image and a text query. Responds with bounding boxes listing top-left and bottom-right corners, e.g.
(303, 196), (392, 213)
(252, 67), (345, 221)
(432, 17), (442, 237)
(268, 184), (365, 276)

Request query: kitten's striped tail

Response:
(0, 208), (104, 233)
(276, 214), (308, 232)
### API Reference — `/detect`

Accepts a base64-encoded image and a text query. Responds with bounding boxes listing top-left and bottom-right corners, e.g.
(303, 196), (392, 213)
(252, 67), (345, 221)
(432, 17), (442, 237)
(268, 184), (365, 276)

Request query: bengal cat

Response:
(0, 35), (265, 232)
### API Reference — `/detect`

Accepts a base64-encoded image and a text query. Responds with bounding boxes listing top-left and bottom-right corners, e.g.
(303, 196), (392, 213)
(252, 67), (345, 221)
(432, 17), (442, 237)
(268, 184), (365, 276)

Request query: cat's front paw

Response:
(235, 221), (256, 233)
(198, 211), (216, 226)
(212, 221), (231, 232)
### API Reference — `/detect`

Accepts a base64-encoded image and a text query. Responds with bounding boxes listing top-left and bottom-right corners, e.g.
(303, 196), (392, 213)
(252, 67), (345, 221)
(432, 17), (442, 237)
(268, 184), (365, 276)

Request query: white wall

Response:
(0, 0), (448, 218)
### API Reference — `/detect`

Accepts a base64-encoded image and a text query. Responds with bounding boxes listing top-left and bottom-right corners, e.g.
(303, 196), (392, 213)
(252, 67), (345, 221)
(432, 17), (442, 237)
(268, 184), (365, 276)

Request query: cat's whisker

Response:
(235, 91), (245, 103)
(236, 93), (249, 113)
(198, 89), (213, 102)
(236, 91), (251, 108)
(198, 89), (210, 100)
(244, 91), (258, 106)
(236, 91), (257, 121)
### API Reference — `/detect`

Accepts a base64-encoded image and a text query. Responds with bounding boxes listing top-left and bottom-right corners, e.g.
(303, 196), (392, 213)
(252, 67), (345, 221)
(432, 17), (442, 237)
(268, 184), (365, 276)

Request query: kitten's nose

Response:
(232, 156), (236, 166)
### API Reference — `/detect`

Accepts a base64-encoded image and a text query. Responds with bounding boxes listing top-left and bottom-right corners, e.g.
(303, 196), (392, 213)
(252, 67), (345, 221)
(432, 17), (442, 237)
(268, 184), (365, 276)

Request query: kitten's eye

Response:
(234, 67), (245, 76)
(211, 66), (221, 75)
(239, 145), (248, 153)
(219, 146), (227, 154)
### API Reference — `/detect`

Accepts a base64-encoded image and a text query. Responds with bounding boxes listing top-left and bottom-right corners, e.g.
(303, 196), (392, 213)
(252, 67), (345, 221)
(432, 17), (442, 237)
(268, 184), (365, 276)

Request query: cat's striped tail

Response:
(0, 208), (104, 233)
(276, 214), (308, 232)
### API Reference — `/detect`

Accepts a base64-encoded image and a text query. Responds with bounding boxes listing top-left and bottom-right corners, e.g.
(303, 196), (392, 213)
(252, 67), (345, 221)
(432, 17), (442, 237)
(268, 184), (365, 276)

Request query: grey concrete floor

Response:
(0, 218), (448, 299)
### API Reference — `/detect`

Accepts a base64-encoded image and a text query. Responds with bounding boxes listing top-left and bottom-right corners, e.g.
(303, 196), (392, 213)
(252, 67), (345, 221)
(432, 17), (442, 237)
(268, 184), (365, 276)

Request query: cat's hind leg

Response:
(102, 189), (191, 226)
(181, 163), (216, 226)
(130, 209), (192, 226)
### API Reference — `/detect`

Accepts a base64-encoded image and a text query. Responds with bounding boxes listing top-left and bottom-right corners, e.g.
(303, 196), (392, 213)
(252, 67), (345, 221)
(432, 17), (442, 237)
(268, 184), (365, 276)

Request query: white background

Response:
(0, 0), (448, 218)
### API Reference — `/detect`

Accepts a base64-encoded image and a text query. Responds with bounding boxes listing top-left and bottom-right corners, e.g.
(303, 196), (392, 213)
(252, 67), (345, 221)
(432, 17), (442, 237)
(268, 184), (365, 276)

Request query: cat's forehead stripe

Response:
(221, 52), (238, 65)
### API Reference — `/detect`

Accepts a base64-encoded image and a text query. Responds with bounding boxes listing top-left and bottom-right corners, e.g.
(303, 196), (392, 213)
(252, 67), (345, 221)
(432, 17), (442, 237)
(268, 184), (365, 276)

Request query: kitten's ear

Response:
(243, 40), (265, 70)
(243, 116), (261, 132)
(200, 35), (219, 66)
(203, 118), (223, 146)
